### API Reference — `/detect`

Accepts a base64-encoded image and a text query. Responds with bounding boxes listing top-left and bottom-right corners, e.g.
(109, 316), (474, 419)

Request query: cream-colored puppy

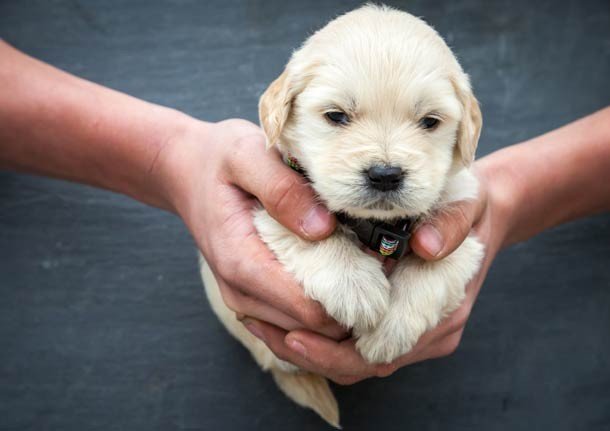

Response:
(201, 4), (483, 426)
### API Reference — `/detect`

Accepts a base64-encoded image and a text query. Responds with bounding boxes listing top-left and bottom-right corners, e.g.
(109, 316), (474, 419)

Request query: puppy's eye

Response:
(325, 111), (350, 125)
(420, 116), (440, 130)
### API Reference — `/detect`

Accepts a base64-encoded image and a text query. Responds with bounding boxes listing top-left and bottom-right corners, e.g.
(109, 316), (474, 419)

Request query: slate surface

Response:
(1, 1), (609, 430)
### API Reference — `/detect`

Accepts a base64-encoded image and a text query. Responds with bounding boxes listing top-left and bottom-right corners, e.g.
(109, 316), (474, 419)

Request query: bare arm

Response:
(0, 41), (185, 210)
(0, 41), (343, 338)
(483, 107), (610, 248)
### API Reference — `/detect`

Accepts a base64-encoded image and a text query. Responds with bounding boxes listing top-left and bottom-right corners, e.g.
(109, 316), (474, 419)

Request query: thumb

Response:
(227, 134), (336, 240)
(411, 195), (486, 261)
(262, 168), (336, 241)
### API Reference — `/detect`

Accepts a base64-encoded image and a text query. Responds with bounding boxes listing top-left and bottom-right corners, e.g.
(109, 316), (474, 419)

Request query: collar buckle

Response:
(338, 213), (413, 259)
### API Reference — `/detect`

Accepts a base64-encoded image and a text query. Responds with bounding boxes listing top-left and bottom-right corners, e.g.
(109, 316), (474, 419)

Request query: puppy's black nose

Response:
(367, 165), (403, 191)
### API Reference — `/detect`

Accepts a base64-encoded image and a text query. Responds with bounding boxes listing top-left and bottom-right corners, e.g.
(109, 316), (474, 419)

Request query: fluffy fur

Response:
(201, 5), (484, 427)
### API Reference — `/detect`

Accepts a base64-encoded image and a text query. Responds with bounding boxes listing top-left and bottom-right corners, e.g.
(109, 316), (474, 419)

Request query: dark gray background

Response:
(1, 0), (609, 430)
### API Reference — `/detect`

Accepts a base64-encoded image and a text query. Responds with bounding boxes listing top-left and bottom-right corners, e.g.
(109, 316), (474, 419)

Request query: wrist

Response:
(476, 149), (525, 250)
(152, 110), (214, 218)
(116, 105), (195, 213)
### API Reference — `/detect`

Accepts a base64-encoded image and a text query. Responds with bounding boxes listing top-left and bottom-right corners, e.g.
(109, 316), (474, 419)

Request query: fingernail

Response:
(418, 224), (443, 256)
(243, 319), (265, 342)
(301, 205), (331, 238)
(287, 338), (307, 358)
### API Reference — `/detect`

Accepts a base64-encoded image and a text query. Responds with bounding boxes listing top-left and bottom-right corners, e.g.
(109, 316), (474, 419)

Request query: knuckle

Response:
(374, 363), (398, 378)
(218, 286), (241, 313)
(439, 336), (462, 358)
(235, 132), (266, 151)
(454, 309), (470, 329)
(231, 254), (258, 290)
(219, 258), (244, 288)
(299, 305), (333, 331)
(222, 118), (260, 133)
(451, 204), (474, 239)
(223, 258), (261, 301)
(227, 133), (266, 172)
(311, 351), (343, 375)
(264, 172), (303, 216)
(258, 257), (278, 277)
(446, 306), (470, 333)
(314, 357), (334, 374)
(224, 299), (240, 314)
(332, 375), (359, 386)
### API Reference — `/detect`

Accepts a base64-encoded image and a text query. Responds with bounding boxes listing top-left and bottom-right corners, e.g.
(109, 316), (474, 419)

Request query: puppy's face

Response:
(260, 6), (482, 220)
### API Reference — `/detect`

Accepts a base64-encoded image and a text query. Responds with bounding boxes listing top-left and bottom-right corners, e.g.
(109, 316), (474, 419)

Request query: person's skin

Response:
(0, 41), (337, 340)
(241, 106), (610, 384)
(2, 41), (609, 384)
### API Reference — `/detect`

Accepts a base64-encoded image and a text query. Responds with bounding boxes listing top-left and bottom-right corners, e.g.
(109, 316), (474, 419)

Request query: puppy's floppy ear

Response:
(258, 71), (291, 148)
(452, 75), (482, 166)
(258, 56), (313, 149)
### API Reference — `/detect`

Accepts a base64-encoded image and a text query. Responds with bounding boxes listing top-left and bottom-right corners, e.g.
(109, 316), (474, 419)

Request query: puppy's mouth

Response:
(316, 177), (426, 220)
(340, 191), (419, 220)
(363, 199), (395, 211)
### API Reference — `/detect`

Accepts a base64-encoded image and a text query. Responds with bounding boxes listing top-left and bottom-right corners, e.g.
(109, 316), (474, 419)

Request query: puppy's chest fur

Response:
(253, 168), (483, 364)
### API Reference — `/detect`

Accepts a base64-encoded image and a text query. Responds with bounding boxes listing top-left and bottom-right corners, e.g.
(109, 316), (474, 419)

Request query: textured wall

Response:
(1, 1), (609, 430)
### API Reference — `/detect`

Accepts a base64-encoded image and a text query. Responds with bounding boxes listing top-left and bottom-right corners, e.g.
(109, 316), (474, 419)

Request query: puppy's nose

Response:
(367, 165), (403, 191)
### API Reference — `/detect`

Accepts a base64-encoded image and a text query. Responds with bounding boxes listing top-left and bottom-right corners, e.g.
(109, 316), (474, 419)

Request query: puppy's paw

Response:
(306, 257), (390, 332)
(356, 310), (426, 364)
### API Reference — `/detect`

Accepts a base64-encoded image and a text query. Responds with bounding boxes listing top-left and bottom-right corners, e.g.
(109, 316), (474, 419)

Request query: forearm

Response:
(479, 107), (610, 247)
(0, 41), (198, 211)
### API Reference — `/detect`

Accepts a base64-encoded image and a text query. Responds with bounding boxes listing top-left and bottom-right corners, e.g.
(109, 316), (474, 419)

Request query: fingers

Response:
(243, 310), (469, 385)
(410, 192), (487, 261)
(240, 318), (318, 372)
(397, 329), (464, 368)
(284, 329), (409, 383)
(219, 280), (305, 331)
(227, 285), (347, 340)
(211, 235), (347, 340)
(427, 329), (464, 359)
(231, 249), (480, 381)
(247, 319), (376, 384)
(203, 171), (344, 339)
(225, 133), (335, 241)
(284, 330), (373, 379)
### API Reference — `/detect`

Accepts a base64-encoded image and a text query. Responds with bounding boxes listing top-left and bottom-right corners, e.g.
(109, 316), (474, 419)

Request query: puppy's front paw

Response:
(356, 309), (426, 364)
(306, 257), (390, 332)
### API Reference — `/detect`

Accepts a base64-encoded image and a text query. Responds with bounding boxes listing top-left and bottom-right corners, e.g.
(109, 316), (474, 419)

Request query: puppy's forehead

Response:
(300, 6), (462, 118)
(309, 63), (458, 118)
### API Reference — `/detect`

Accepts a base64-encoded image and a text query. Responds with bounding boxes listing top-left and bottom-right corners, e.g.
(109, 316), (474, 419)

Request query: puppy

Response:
(201, 4), (483, 427)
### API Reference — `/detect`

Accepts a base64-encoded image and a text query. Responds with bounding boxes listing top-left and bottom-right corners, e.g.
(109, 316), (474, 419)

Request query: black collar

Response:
(337, 212), (414, 259)
(285, 153), (414, 259)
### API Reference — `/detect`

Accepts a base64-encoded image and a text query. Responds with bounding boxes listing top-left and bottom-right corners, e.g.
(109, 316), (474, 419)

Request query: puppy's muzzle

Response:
(366, 165), (403, 192)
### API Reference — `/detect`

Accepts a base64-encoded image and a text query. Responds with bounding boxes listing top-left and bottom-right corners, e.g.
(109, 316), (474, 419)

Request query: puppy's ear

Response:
(452, 75), (482, 166)
(258, 57), (312, 149)
(259, 70), (291, 148)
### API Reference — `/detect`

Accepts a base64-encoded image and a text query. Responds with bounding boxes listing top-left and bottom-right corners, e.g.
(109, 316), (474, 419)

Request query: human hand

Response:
(237, 160), (515, 384)
(161, 118), (346, 339)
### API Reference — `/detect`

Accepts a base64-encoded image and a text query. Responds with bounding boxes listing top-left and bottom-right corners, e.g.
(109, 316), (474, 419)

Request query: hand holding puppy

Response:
(242, 105), (610, 385)
(169, 119), (347, 340)
(242, 163), (502, 384)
